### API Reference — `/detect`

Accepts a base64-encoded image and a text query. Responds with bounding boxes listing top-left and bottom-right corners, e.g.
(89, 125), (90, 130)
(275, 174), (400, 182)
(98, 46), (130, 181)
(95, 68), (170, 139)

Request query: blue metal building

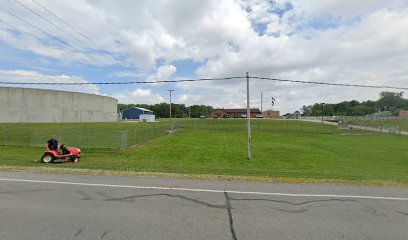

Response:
(122, 107), (153, 120)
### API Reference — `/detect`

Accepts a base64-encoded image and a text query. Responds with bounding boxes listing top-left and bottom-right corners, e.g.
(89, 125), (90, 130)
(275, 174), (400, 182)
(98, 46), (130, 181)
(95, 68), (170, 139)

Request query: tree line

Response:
(301, 92), (408, 116)
(118, 103), (213, 118)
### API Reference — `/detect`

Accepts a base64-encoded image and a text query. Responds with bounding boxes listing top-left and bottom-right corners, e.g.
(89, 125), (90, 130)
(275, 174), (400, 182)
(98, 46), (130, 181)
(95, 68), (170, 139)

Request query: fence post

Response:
(4, 127), (7, 146)
(120, 130), (128, 150)
(88, 129), (91, 151)
(30, 128), (33, 147)
(57, 129), (62, 143)
(1, 127), (6, 146)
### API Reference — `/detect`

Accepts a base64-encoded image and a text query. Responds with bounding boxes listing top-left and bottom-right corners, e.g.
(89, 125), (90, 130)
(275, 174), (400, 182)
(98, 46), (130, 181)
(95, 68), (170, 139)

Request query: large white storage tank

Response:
(0, 87), (118, 122)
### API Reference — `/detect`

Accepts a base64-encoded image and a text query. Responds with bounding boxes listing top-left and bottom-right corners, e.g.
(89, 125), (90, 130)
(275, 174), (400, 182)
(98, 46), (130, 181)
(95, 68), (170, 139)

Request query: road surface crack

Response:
(74, 229), (83, 237)
(228, 197), (355, 205)
(224, 191), (237, 240)
(102, 193), (225, 209)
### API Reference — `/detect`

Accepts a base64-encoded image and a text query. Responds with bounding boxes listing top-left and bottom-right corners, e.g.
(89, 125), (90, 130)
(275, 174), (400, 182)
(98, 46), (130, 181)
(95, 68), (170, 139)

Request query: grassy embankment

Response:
(0, 119), (407, 184)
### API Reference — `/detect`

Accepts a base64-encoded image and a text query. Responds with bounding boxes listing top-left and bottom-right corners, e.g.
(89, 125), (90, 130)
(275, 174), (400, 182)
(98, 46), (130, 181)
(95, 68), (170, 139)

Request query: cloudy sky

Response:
(0, 0), (407, 113)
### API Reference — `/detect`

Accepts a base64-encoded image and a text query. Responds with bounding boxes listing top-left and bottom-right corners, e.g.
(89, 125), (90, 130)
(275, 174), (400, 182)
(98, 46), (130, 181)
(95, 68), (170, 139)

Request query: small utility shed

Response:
(122, 107), (155, 122)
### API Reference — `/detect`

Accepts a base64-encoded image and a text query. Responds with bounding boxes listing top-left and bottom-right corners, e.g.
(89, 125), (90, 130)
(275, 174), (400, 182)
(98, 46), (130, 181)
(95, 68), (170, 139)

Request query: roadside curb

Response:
(0, 166), (407, 187)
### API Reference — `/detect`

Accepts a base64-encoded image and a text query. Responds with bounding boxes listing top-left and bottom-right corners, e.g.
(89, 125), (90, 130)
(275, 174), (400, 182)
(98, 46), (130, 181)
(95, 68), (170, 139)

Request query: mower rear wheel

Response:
(41, 153), (54, 163)
(72, 157), (79, 163)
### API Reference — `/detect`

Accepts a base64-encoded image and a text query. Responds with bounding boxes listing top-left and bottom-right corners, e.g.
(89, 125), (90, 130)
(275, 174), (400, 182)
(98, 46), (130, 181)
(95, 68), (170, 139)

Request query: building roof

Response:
(222, 108), (261, 113)
(123, 107), (153, 112)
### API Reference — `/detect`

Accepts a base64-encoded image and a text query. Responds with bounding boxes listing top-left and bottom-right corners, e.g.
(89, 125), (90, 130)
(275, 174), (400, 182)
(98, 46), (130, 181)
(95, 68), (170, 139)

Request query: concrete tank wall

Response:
(0, 87), (118, 122)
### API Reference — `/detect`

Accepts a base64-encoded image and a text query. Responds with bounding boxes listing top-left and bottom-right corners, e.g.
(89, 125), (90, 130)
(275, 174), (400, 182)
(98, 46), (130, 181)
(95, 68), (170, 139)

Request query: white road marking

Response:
(0, 177), (407, 201)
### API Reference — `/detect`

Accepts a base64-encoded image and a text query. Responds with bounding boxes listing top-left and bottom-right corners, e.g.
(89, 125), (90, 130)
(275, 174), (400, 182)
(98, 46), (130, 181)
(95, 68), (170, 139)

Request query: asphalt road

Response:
(0, 171), (407, 240)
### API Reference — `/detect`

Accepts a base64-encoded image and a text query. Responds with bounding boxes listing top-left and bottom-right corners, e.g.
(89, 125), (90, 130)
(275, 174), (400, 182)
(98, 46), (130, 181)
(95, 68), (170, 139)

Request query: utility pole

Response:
(188, 106), (191, 118)
(168, 89), (174, 128)
(246, 72), (251, 160)
(321, 103), (325, 124)
(261, 92), (263, 112)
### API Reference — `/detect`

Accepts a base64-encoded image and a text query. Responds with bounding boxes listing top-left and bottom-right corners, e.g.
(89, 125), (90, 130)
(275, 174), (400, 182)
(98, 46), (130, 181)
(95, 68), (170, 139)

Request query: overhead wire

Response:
(0, 6), (110, 66)
(0, 3), (406, 90)
(30, 0), (111, 55)
(14, 0), (145, 71)
(14, 0), (113, 58)
(250, 76), (408, 91)
(0, 76), (247, 85)
(0, 75), (407, 91)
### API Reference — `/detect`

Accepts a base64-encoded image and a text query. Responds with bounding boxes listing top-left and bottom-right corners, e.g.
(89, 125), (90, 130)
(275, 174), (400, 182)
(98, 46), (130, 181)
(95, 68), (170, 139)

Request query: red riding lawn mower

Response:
(41, 144), (81, 163)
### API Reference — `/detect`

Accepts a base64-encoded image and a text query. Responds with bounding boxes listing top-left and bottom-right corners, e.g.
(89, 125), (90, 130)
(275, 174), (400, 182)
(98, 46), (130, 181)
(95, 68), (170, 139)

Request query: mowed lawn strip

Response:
(0, 120), (407, 183)
(349, 119), (408, 132)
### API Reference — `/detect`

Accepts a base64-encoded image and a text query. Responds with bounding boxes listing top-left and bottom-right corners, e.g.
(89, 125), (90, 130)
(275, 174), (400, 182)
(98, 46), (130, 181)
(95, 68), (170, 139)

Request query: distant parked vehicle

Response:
(224, 114), (230, 118)
(200, 115), (206, 119)
(256, 114), (264, 118)
(240, 114), (247, 118)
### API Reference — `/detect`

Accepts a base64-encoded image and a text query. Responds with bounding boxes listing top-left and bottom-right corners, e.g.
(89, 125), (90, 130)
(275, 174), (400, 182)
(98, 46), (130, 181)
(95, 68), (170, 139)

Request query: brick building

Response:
(262, 110), (280, 118)
(399, 110), (408, 117)
(211, 108), (261, 118)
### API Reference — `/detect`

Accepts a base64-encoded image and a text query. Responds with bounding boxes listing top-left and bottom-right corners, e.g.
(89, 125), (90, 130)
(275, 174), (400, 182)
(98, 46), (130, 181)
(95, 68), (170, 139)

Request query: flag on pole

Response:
(271, 97), (276, 106)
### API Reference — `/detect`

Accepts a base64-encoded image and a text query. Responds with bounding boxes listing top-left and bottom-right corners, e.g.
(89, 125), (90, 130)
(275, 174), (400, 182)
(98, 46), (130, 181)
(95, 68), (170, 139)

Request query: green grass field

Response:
(348, 119), (408, 132)
(1, 119), (407, 184)
(0, 120), (177, 149)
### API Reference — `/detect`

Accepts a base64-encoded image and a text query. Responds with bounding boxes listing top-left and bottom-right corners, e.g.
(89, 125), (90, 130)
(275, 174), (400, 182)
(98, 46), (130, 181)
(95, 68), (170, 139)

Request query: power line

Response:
(0, 76), (246, 85)
(0, 75), (406, 90)
(0, 12), (80, 62)
(0, 17), (93, 64)
(0, 5), (111, 67)
(14, 0), (142, 71)
(250, 76), (408, 90)
(14, 0), (113, 59)
(1, 3), (406, 91)
(0, 17), (47, 43)
(31, 0), (109, 54)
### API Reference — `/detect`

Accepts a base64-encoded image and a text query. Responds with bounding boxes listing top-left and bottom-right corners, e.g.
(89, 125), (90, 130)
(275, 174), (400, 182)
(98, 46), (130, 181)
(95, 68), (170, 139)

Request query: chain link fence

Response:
(1, 119), (403, 151)
(0, 123), (181, 150)
(300, 116), (408, 121)
(177, 118), (371, 135)
(183, 118), (408, 136)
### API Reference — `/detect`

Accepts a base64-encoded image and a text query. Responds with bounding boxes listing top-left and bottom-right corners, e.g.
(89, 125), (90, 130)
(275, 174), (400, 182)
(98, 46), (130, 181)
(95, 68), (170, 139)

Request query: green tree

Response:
(299, 92), (408, 116)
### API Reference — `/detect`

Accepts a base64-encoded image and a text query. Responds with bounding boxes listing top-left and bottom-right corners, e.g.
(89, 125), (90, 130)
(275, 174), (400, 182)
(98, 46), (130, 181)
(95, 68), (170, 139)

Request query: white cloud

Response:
(1, 0), (408, 113)
(146, 64), (177, 82)
(289, 0), (407, 19)
(175, 93), (203, 105)
(177, 94), (188, 103)
(111, 88), (165, 104)
(109, 70), (149, 78)
(193, 6), (408, 112)
(0, 69), (99, 94)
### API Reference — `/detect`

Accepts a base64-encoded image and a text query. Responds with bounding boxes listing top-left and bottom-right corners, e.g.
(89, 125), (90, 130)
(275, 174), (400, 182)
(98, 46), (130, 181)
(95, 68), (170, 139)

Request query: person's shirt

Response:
(47, 139), (58, 150)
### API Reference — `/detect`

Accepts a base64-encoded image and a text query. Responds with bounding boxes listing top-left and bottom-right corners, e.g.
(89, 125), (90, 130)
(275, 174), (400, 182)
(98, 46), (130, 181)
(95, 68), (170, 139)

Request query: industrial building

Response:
(122, 107), (155, 122)
(262, 110), (280, 118)
(211, 108), (261, 118)
(0, 87), (118, 123)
